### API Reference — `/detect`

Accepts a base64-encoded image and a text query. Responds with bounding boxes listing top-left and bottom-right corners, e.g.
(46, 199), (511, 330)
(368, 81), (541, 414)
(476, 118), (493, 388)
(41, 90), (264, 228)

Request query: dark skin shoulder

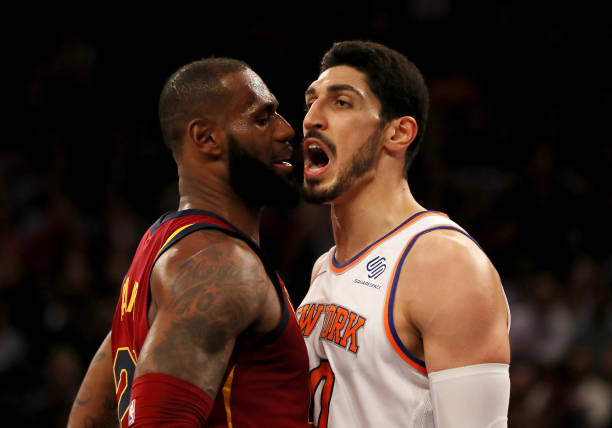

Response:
(136, 229), (281, 398)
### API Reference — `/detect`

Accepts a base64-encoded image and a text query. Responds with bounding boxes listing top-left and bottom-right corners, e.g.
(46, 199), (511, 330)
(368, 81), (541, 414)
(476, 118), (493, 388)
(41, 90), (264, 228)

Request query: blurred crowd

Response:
(2, 4), (611, 427)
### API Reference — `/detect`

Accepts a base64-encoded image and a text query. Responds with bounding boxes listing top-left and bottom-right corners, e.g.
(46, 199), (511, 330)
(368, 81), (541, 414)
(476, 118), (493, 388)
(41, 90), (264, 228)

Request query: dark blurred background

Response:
(1, 2), (611, 427)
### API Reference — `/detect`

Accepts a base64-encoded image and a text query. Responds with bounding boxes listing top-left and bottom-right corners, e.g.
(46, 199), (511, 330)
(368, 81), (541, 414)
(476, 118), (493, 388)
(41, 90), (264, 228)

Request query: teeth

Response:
(308, 162), (321, 171)
(309, 144), (319, 150)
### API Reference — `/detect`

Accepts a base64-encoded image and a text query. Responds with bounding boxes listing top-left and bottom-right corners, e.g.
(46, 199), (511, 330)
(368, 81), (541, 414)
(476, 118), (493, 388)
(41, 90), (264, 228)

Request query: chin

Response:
(301, 183), (334, 204)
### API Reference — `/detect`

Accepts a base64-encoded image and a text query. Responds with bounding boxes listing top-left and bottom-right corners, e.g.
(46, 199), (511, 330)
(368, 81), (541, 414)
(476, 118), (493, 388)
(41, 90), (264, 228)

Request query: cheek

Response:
(337, 110), (377, 134)
(228, 118), (252, 134)
(335, 122), (371, 152)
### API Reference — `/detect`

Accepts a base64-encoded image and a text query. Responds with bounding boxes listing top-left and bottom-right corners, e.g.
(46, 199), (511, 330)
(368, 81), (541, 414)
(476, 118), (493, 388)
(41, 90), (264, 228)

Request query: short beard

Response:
(228, 136), (300, 209)
(302, 127), (382, 204)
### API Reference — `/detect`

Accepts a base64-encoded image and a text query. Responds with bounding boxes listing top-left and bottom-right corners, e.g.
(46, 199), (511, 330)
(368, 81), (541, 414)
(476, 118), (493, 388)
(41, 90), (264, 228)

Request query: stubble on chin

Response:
(301, 177), (343, 204)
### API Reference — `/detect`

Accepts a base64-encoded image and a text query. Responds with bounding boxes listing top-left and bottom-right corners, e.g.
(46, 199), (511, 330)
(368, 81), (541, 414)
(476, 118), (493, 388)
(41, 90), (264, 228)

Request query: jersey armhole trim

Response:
(384, 226), (480, 375)
(148, 221), (290, 345)
(150, 209), (241, 235)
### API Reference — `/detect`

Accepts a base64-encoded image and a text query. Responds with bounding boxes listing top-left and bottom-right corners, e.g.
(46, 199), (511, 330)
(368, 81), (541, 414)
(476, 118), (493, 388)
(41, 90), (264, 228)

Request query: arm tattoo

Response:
(81, 395), (117, 428)
(83, 410), (118, 428)
(75, 393), (91, 406)
(92, 350), (106, 363)
(75, 350), (110, 406)
(139, 240), (270, 391)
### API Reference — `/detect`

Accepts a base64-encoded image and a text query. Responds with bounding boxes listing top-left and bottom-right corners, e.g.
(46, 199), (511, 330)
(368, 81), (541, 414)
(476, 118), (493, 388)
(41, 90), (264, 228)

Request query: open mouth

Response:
(304, 139), (331, 177)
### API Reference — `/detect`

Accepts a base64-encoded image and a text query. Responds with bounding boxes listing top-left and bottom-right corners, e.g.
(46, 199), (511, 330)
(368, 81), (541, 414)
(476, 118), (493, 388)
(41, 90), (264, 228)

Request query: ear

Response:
(384, 116), (418, 154)
(186, 118), (224, 158)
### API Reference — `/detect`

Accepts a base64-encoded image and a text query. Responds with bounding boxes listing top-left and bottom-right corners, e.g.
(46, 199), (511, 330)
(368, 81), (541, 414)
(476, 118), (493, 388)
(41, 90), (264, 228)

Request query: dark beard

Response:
(228, 136), (300, 208)
(302, 127), (382, 204)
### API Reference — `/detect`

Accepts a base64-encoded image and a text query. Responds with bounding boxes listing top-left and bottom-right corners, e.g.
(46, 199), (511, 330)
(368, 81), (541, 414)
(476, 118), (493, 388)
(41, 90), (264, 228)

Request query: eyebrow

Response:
(305, 84), (363, 98)
(251, 100), (278, 116)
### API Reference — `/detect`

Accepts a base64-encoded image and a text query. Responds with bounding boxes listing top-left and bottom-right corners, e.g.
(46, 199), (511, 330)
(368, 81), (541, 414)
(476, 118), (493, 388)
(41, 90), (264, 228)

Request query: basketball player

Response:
(67, 58), (311, 427)
(296, 41), (511, 427)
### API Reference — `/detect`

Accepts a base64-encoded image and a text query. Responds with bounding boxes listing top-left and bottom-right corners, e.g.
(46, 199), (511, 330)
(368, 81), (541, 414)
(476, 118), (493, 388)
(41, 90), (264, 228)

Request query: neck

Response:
(330, 172), (424, 264)
(177, 167), (263, 244)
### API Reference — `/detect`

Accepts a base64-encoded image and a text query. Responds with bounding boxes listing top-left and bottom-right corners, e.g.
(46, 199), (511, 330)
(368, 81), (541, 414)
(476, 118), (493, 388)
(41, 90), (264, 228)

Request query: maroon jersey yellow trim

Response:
(110, 209), (310, 427)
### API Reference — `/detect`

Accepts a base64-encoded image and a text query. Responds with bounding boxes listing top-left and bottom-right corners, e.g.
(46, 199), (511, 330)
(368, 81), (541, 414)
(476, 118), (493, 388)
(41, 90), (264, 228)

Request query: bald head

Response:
(158, 57), (249, 154)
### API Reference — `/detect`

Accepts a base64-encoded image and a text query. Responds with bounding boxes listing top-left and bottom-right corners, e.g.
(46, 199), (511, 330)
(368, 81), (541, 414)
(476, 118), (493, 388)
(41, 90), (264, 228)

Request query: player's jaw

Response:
(228, 136), (300, 208)
(301, 127), (381, 204)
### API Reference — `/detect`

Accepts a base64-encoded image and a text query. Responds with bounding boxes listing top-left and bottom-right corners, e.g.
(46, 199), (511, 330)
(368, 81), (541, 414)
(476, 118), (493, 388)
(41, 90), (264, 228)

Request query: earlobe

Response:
(386, 116), (418, 153)
(187, 118), (223, 158)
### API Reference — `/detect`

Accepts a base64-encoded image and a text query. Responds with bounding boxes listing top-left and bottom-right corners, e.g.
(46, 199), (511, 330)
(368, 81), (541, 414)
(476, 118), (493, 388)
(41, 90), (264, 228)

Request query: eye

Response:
(336, 98), (350, 108)
(256, 115), (272, 126)
(304, 99), (315, 112)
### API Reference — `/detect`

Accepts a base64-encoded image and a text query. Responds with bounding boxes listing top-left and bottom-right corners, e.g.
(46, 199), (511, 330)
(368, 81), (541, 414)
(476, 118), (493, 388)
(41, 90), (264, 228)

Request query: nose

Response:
(274, 113), (295, 142)
(303, 99), (327, 132)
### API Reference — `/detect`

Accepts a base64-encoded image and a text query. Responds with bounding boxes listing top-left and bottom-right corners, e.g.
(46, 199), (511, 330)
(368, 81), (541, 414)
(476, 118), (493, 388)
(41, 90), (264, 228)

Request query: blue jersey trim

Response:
(149, 215), (289, 346)
(331, 210), (447, 269)
(387, 225), (480, 369)
(150, 209), (239, 235)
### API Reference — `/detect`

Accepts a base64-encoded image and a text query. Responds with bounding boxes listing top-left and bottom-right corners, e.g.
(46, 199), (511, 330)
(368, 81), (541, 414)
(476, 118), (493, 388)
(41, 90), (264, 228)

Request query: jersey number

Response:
(310, 360), (335, 428)
(113, 348), (137, 423)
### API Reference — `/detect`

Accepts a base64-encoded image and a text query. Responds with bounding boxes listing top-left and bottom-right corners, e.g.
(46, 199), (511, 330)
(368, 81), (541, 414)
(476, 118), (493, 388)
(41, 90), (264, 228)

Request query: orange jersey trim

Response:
(329, 212), (448, 274)
(383, 224), (472, 376)
(383, 238), (428, 375)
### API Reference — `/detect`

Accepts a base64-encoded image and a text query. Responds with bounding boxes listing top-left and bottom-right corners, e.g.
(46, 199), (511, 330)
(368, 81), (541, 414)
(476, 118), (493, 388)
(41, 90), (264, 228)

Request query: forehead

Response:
(306, 65), (372, 98)
(225, 68), (277, 113)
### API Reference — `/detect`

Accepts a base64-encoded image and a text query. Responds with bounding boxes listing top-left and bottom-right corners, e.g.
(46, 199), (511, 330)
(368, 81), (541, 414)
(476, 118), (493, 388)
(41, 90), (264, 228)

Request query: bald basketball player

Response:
(67, 58), (310, 427)
(296, 41), (511, 427)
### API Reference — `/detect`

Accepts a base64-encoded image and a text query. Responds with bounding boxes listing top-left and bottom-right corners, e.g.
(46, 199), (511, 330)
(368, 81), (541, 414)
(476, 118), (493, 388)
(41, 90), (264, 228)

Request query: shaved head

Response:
(158, 57), (249, 153)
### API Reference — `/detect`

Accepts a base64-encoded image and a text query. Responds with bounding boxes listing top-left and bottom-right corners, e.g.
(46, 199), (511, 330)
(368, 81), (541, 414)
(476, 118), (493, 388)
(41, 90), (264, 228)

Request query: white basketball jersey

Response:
(297, 210), (509, 428)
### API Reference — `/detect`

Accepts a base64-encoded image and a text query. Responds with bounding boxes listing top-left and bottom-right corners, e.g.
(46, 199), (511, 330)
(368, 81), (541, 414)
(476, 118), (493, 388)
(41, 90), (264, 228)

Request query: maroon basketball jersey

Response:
(111, 209), (310, 427)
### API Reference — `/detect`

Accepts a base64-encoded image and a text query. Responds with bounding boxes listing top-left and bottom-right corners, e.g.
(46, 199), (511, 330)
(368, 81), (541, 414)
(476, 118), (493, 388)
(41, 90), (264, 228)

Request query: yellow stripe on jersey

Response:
(223, 365), (236, 428)
(155, 223), (195, 258)
(282, 284), (296, 314)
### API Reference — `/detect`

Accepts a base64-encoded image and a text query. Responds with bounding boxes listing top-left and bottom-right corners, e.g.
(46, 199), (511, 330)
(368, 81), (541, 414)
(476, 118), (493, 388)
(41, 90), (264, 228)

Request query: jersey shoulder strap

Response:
(153, 209), (290, 343)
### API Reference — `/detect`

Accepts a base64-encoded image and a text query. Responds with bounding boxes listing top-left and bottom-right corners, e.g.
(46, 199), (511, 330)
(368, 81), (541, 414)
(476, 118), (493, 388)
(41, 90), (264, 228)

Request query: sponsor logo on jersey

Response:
(366, 256), (386, 279)
(296, 303), (366, 353)
(353, 278), (382, 289)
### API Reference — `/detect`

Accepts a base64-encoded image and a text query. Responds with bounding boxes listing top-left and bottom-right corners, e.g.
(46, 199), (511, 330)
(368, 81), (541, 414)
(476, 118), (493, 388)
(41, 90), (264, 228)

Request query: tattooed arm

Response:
(67, 331), (118, 428)
(135, 231), (278, 398)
